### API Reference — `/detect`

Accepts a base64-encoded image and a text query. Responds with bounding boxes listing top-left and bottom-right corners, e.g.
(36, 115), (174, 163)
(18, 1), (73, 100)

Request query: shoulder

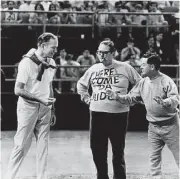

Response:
(19, 57), (33, 66)
(114, 60), (133, 68)
(121, 47), (128, 52)
(160, 73), (175, 85)
(18, 57), (34, 72)
(77, 55), (83, 59)
(50, 58), (56, 66)
(89, 55), (95, 59)
(73, 61), (80, 66)
(13, 8), (18, 11)
(87, 63), (102, 71)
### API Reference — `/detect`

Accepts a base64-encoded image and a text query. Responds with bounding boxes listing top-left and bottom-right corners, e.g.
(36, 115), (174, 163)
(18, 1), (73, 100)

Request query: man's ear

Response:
(112, 51), (116, 57)
(41, 43), (46, 49)
(150, 64), (155, 70)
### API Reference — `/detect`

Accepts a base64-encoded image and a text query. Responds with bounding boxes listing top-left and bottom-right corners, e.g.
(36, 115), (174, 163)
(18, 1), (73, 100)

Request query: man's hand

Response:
(84, 96), (91, 105)
(41, 97), (56, 106)
(153, 96), (170, 107)
(106, 90), (118, 100)
(50, 107), (56, 127)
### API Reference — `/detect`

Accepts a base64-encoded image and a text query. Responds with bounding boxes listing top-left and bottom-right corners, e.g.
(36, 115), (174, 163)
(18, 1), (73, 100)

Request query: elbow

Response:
(14, 87), (21, 96)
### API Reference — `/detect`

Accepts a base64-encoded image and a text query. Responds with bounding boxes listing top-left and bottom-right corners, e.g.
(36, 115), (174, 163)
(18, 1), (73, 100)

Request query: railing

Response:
(1, 64), (179, 94)
(1, 64), (179, 80)
(1, 10), (179, 37)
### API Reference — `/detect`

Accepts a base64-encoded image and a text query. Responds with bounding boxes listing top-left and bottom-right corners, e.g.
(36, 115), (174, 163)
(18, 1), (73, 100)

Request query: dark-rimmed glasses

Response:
(96, 50), (111, 56)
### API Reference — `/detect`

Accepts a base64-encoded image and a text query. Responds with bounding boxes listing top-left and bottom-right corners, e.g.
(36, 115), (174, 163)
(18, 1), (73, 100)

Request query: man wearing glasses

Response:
(5, 33), (58, 179)
(77, 40), (142, 179)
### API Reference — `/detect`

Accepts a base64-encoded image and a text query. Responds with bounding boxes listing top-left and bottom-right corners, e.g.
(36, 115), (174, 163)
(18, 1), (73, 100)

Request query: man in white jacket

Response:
(5, 32), (58, 179)
(77, 40), (142, 179)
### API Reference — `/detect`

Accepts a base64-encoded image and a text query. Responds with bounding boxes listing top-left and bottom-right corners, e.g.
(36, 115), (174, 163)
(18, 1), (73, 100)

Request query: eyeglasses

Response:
(96, 50), (110, 55)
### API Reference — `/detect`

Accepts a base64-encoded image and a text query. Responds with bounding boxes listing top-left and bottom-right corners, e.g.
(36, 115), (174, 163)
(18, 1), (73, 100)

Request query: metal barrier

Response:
(1, 64), (179, 81)
(1, 10), (179, 37)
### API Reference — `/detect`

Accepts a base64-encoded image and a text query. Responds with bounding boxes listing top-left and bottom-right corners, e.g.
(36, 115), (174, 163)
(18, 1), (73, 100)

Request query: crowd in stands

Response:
(1, 1), (179, 93)
(1, 0), (179, 25)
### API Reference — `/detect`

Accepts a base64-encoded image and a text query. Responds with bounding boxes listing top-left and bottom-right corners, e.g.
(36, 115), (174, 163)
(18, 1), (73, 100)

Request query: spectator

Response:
(18, 1), (35, 23)
(54, 48), (67, 93)
(141, 1), (149, 12)
(60, 2), (76, 24)
(108, 2), (130, 38)
(29, 2), (47, 24)
(76, 4), (93, 24)
(142, 36), (156, 55)
(41, 0), (51, 11)
(154, 32), (165, 62)
(121, 38), (141, 61)
(63, 54), (80, 92)
(77, 49), (96, 76)
(2, 1), (20, 23)
(154, 0), (171, 11)
(125, 53), (141, 74)
(130, 3), (147, 49)
(148, 2), (168, 25)
(96, 3), (110, 39)
(1, 1), (8, 9)
(171, 1), (179, 10)
(47, 3), (61, 24)
(131, 4), (146, 25)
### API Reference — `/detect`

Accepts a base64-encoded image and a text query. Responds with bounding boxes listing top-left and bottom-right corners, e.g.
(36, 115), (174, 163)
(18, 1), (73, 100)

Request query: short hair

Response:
(34, 3), (44, 10)
(147, 54), (161, 70)
(37, 33), (57, 46)
(7, 1), (15, 5)
(100, 40), (116, 52)
(65, 54), (73, 61)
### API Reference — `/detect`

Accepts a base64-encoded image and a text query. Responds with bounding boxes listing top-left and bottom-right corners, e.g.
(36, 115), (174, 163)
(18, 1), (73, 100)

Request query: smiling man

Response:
(77, 40), (141, 179)
(106, 54), (179, 179)
(5, 33), (58, 179)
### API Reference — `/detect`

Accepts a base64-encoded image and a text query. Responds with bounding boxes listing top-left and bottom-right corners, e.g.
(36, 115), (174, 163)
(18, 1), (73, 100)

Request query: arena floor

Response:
(1, 131), (179, 179)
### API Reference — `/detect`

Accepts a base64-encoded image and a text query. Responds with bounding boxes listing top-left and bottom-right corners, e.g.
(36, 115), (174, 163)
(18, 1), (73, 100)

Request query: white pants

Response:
(148, 115), (179, 177)
(5, 98), (51, 179)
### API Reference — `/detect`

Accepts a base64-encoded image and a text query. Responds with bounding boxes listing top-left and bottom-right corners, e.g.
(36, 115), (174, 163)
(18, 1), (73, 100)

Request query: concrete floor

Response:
(1, 131), (179, 179)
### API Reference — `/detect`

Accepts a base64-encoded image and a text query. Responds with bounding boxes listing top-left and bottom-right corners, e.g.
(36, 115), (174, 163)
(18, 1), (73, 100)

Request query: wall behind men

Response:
(1, 93), (148, 131)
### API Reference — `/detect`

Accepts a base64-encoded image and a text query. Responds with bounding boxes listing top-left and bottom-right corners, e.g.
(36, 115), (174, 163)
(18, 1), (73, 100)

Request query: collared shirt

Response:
(16, 48), (56, 102)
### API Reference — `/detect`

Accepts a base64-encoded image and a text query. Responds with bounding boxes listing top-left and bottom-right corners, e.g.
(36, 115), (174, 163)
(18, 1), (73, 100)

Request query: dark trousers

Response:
(90, 111), (129, 179)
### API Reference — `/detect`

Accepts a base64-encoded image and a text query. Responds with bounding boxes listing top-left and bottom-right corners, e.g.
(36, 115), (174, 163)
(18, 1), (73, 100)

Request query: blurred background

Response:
(1, 0), (179, 131)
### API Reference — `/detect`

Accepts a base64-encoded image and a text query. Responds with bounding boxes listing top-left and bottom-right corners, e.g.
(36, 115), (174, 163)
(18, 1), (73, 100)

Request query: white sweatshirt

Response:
(118, 72), (179, 122)
(77, 59), (142, 113)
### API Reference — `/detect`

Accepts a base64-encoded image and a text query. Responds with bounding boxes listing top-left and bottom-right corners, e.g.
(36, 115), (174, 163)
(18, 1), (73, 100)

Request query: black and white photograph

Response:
(1, 0), (179, 179)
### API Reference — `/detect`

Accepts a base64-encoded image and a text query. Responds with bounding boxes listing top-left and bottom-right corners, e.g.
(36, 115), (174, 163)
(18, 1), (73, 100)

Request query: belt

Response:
(150, 117), (176, 126)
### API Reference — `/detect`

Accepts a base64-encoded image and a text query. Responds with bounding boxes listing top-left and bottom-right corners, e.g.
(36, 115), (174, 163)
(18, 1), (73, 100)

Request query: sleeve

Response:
(16, 58), (30, 84)
(162, 78), (179, 108)
(77, 67), (93, 104)
(117, 80), (142, 105)
(126, 64), (142, 86)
